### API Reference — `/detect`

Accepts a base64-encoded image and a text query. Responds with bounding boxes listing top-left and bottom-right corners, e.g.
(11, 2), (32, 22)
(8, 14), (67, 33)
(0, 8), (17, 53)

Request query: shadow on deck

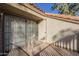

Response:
(8, 43), (79, 56)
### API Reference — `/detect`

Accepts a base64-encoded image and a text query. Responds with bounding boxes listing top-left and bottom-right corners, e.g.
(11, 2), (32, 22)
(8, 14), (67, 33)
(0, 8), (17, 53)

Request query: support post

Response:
(0, 13), (4, 55)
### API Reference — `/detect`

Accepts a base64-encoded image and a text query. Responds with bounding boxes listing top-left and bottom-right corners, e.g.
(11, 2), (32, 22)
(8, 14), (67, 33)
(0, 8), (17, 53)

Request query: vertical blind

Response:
(4, 14), (38, 52)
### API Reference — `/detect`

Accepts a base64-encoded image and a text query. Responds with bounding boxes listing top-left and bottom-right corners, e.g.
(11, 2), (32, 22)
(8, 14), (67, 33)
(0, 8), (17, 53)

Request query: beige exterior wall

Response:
(74, 35), (77, 51)
(38, 16), (79, 51)
(38, 19), (47, 42)
(47, 18), (79, 51)
(46, 17), (79, 41)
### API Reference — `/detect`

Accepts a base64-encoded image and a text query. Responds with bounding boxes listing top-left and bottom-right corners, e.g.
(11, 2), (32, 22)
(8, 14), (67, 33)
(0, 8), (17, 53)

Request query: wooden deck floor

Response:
(37, 44), (79, 56)
(8, 44), (79, 56)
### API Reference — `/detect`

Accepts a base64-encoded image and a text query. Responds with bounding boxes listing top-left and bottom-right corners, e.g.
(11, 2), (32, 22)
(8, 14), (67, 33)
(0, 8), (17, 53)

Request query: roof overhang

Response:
(0, 3), (79, 24)
(0, 3), (45, 22)
(45, 13), (79, 25)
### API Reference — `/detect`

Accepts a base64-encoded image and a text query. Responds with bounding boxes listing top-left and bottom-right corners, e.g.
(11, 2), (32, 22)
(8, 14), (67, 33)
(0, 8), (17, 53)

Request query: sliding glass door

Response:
(4, 15), (26, 52)
(4, 14), (38, 55)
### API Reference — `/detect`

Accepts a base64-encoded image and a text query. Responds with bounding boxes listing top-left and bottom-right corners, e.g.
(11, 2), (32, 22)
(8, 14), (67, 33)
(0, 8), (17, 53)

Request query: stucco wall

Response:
(47, 18), (79, 51)
(38, 20), (47, 41)
(46, 18), (79, 41)
(38, 17), (79, 51)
